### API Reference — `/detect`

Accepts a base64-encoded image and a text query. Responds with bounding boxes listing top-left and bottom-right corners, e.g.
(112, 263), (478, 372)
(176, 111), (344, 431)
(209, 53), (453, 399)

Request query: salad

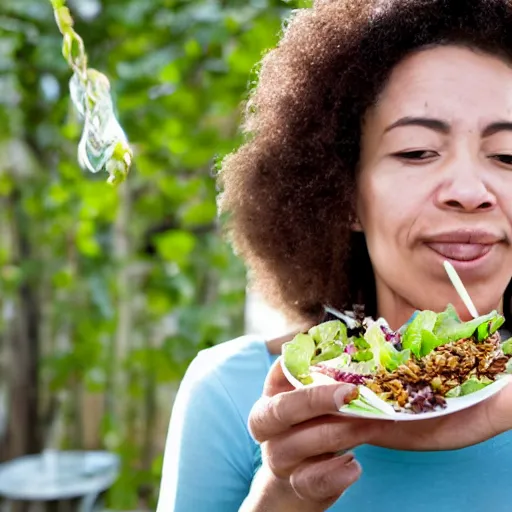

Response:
(283, 305), (512, 415)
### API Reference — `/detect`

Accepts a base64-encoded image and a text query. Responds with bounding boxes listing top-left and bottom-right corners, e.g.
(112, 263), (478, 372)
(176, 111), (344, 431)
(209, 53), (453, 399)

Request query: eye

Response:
(392, 150), (438, 161)
(490, 154), (512, 166)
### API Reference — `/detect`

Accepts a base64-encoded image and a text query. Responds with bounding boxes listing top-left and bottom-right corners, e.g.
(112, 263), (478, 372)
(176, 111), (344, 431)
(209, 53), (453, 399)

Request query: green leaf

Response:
(331, 357), (376, 375)
(308, 320), (347, 344)
(433, 303), (459, 331)
(446, 376), (494, 398)
(460, 376), (493, 395)
(322, 353), (351, 369)
(353, 336), (370, 350)
(365, 323), (410, 371)
(434, 307), (503, 344)
(445, 386), (461, 398)
(283, 334), (316, 385)
(311, 342), (344, 365)
(153, 230), (196, 266)
(342, 399), (386, 416)
(308, 320), (347, 365)
(420, 330), (444, 357)
(352, 349), (374, 362)
(481, 315), (505, 341)
(179, 200), (217, 228)
(402, 310), (437, 358)
(502, 338), (512, 355)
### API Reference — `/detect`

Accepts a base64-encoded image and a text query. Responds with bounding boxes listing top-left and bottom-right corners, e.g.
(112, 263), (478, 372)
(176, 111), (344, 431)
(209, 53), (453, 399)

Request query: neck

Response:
(375, 283), (505, 331)
(375, 291), (418, 331)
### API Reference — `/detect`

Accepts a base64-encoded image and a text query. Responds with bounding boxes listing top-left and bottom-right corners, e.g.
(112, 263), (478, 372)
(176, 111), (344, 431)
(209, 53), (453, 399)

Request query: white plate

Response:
(280, 355), (512, 421)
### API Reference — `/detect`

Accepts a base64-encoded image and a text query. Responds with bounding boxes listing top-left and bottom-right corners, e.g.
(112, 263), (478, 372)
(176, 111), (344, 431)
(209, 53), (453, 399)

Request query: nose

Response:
(435, 163), (496, 213)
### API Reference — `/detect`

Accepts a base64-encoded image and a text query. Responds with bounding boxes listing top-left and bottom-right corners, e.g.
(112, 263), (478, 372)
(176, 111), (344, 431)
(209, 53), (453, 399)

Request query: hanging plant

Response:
(49, 0), (133, 185)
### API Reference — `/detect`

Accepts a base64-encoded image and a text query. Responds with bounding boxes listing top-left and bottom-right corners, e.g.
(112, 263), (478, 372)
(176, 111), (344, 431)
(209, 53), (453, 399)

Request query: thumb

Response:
(263, 357), (296, 397)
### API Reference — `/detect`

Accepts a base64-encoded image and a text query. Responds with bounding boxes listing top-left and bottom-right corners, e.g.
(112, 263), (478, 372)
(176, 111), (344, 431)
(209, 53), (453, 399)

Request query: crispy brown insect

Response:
(364, 334), (506, 411)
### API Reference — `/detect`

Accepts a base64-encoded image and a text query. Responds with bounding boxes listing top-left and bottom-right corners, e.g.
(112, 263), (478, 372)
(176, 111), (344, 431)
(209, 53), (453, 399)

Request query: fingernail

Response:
(333, 385), (359, 409)
(343, 454), (355, 466)
(336, 451), (354, 463)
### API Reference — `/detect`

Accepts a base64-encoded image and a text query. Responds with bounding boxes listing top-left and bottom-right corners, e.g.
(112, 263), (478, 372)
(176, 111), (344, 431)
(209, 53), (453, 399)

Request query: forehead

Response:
(371, 45), (512, 125)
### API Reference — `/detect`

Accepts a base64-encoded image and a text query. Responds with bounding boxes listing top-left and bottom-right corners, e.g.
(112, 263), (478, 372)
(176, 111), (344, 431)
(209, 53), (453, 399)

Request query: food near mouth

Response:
(283, 305), (512, 415)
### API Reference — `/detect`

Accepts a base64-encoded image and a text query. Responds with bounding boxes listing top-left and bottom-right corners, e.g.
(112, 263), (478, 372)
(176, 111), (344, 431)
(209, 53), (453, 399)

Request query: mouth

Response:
(425, 242), (494, 262)
(422, 229), (504, 265)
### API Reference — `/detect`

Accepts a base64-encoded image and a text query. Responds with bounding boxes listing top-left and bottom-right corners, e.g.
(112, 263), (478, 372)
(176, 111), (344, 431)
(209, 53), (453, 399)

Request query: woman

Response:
(157, 1), (512, 511)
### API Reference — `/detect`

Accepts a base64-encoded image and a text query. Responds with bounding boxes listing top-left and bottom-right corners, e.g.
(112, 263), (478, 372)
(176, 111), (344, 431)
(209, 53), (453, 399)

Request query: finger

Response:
(262, 358), (296, 397)
(290, 452), (362, 502)
(265, 417), (380, 477)
(249, 383), (358, 442)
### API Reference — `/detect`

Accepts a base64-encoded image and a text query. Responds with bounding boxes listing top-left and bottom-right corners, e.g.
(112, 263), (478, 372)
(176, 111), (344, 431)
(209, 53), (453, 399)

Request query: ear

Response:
(351, 219), (363, 232)
(350, 215), (363, 232)
(351, 196), (364, 232)
(350, 220), (363, 233)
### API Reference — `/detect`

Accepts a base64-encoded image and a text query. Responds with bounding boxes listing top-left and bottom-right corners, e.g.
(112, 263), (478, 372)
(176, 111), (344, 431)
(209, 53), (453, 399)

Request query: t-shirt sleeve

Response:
(156, 351), (256, 512)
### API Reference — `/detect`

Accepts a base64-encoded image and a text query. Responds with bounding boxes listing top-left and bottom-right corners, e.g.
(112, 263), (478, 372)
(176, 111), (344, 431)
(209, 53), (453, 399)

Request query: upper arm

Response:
(157, 354), (256, 512)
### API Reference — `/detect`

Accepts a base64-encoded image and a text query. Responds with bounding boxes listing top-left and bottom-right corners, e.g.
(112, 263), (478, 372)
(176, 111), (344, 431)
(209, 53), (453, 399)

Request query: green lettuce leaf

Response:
(345, 336), (373, 363)
(325, 353), (351, 367)
(352, 349), (374, 362)
(365, 323), (410, 371)
(433, 304), (459, 332)
(445, 386), (461, 398)
(502, 338), (512, 356)
(283, 334), (315, 384)
(445, 376), (493, 397)
(460, 376), (493, 394)
(402, 310), (437, 358)
(353, 337), (370, 350)
(316, 354), (376, 375)
(420, 330), (444, 357)
(308, 320), (347, 344)
(340, 386), (394, 416)
(434, 304), (503, 344)
(339, 359), (376, 374)
(342, 399), (387, 416)
(477, 315), (505, 341)
(311, 343), (344, 365)
(309, 320), (347, 364)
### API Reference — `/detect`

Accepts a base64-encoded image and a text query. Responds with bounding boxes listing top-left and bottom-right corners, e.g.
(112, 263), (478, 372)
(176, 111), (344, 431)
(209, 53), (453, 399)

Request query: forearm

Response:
(239, 465), (332, 512)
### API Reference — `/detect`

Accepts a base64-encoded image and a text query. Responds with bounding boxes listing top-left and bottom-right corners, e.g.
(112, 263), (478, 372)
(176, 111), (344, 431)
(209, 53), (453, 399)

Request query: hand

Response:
(247, 359), (512, 512)
(373, 381), (512, 451)
(247, 360), (381, 510)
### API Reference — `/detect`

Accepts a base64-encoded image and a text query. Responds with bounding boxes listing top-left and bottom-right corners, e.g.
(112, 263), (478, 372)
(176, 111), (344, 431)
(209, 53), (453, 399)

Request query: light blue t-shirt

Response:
(157, 335), (512, 512)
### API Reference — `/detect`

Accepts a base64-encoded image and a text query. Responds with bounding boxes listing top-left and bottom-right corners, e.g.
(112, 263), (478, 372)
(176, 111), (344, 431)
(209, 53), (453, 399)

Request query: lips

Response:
(426, 242), (493, 261)
(422, 229), (505, 263)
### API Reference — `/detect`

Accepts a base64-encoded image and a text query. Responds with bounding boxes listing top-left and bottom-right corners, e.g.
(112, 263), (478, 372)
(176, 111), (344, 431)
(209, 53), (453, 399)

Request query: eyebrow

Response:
(482, 121), (512, 137)
(384, 116), (512, 137)
(384, 117), (450, 134)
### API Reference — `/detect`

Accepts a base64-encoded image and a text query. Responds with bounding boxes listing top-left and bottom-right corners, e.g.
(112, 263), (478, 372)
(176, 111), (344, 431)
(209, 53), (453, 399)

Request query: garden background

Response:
(0, 0), (306, 508)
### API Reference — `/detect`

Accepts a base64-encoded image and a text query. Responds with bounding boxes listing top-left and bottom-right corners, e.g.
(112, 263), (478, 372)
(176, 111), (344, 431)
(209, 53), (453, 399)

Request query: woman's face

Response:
(358, 45), (512, 328)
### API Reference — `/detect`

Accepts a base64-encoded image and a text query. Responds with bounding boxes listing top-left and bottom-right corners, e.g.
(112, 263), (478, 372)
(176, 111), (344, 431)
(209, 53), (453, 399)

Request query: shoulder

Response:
(187, 335), (273, 383)
(196, 335), (272, 369)
(184, 335), (275, 421)
(159, 336), (273, 511)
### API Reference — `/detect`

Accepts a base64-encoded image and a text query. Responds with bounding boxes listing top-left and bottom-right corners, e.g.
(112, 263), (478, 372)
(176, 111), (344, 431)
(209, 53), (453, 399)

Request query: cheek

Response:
(498, 186), (512, 227)
(357, 170), (428, 244)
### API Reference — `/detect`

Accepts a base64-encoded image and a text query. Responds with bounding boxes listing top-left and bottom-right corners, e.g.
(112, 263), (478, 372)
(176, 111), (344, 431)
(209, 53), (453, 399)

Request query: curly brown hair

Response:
(218, 0), (512, 325)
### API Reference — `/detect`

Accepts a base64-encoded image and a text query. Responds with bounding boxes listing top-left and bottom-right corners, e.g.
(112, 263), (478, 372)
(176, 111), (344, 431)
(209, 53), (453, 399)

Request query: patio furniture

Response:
(0, 450), (119, 512)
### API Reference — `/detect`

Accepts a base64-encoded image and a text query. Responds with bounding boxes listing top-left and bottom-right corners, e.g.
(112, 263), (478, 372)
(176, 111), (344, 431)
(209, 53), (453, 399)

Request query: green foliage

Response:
(0, 0), (306, 508)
